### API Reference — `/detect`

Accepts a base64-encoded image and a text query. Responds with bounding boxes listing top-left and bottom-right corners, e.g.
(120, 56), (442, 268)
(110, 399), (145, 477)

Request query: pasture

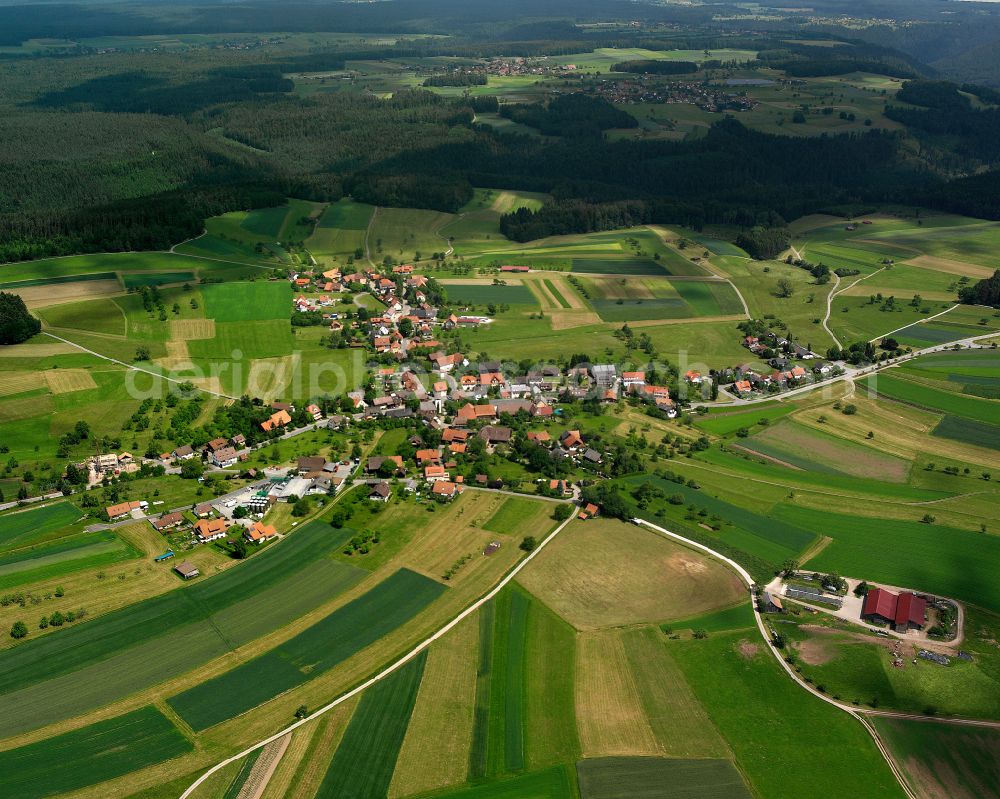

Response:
(517, 518), (745, 630)
(38, 297), (127, 336)
(307, 200), (374, 262)
(199, 281), (291, 322)
(441, 281), (537, 306)
(370, 207), (454, 264)
(669, 631), (906, 797)
(693, 404), (794, 436)
(167, 568), (446, 731)
(0, 530), (138, 590)
(864, 373), (1000, 425)
(576, 756), (751, 799)
(0, 706), (191, 799)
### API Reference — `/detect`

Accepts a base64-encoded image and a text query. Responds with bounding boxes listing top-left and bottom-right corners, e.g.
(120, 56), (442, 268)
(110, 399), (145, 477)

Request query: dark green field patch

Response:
(0, 706), (191, 799)
(893, 322), (986, 346)
(315, 651), (427, 799)
(0, 502), (83, 551)
(167, 568), (446, 731)
(577, 756), (751, 799)
(121, 271), (196, 289)
(444, 283), (537, 306)
(317, 200), (373, 230)
(591, 297), (690, 322)
(932, 415), (1000, 450)
(0, 272), (117, 289)
(664, 602), (755, 634)
(240, 205), (288, 238)
(424, 766), (576, 799)
(864, 373), (1000, 425)
(570, 259), (668, 276)
(670, 280), (744, 316)
(691, 235), (747, 257)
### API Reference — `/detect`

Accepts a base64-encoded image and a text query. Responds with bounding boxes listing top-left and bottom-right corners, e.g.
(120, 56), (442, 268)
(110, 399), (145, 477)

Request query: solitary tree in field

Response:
(0, 292), (41, 345)
(9, 621), (27, 639)
(776, 278), (794, 298)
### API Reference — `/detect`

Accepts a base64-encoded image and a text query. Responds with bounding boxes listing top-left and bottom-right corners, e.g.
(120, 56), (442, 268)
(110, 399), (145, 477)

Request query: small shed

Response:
(174, 561), (200, 580)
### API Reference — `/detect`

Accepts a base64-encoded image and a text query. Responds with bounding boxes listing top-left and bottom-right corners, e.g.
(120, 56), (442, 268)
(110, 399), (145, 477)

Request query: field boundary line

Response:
(869, 304), (959, 344)
(179, 508), (576, 799)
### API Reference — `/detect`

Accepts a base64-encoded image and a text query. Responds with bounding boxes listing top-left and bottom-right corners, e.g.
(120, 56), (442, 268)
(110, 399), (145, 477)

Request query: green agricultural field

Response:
(543, 279), (571, 309)
(893, 321), (987, 346)
(693, 405), (794, 436)
(576, 756), (751, 799)
(241, 205), (290, 238)
(483, 497), (545, 534)
(307, 200), (374, 261)
(740, 420), (912, 482)
(669, 631), (906, 797)
(664, 603), (756, 634)
(873, 717), (1000, 799)
(590, 297), (690, 323)
(38, 297), (127, 336)
(370, 207), (454, 264)
(0, 252), (211, 284)
(0, 502), (84, 551)
(0, 706), (191, 799)
(315, 651), (427, 798)
(414, 766), (576, 799)
(864, 373), (1000, 425)
(443, 283), (537, 306)
(0, 530), (139, 589)
(167, 568), (446, 731)
(486, 588), (529, 775)
(200, 281), (292, 322)
(0, 521), (364, 737)
(570, 259), (666, 276)
(0, 271), (118, 289)
(932, 415), (1000, 449)
(120, 271), (196, 289)
(670, 280), (745, 316)
(781, 505), (1000, 612)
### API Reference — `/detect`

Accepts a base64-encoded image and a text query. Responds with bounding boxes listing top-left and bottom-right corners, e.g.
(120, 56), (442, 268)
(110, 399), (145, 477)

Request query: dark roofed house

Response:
(297, 455), (326, 474)
(174, 561), (200, 580)
(369, 481), (391, 502)
(861, 587), (926, 631)
(151, 512), (184, 532)
(478, 426), (513, 446)
(582, 448), (603, 464)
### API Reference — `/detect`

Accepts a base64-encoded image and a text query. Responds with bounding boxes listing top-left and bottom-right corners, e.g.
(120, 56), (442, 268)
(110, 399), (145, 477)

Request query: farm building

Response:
(174, 561), (200, 580)
(106, 500), (147, 520)
(861, 588), (927, 632)
(761, 592), (784, 613)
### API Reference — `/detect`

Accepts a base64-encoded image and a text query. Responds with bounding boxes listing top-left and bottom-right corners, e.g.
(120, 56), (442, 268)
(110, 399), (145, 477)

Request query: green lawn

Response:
(167, 568), (446, 731)
(0, 706), (191, 799)
(200, 281), (292, 322)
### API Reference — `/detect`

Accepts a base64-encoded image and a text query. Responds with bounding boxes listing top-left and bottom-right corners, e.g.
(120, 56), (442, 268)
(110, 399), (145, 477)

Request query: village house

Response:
(151, 512), (184, 532)
(106, 500), (147, 521)
(366, 455), (405, 476)
(244, 521), (278, 544)
(172, 444), (195, 461)
(425, 464), (449, 481)
(211, 447), (238, 468)
(261, 408), (292, 432)
(194, 518), (228, 543)
(369, 481), (391, 502)
(432, 480), (463, 500)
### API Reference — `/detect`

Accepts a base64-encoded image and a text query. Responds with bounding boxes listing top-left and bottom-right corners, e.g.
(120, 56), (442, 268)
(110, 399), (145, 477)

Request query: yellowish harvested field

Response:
(388, 613), (478, 798)
(0, 371), (45, 396)
(528, 279), (560, 312)
(0, 341), (75, 357)
(43, 368), (98, 394)
(191, 375), (227, 395)
(0, 394), (54, 422)
(621, 627), (731, 758)
(260, 725), (315, 799)
(12, 280), (122, 308)
(575, 630), (659, 756)
(550, 310), (603, 330)
(902, 255), (994, 279)
(157, 339), (193, 371)
(170, 318), (216, 340)
(517, 518), (745, 630)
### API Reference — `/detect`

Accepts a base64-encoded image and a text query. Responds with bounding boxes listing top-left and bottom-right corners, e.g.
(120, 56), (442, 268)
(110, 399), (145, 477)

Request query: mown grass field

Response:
(413, 765), (576, 799)
(0, 706), (191, 799)
(200, 281), (291, 322)
(517, 518), (745, 630)
(693, 404), (794, 436)
(315, 651), (427, 798)
(442, 282), (537, 306)
(865, 372), (1000, 425)
(167, 568), (446, 731)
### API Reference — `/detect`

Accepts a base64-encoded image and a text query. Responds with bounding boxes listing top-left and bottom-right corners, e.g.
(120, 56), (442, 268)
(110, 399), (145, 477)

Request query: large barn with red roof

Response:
(861, 587), (926, 632)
